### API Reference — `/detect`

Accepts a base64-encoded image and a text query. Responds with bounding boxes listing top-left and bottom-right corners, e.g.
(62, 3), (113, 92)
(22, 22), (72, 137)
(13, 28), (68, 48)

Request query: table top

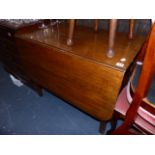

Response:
(16, 22), (146, 72)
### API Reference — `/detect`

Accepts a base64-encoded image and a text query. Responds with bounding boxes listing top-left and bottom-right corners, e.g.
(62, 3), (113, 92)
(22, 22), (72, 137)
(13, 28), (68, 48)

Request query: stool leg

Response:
(94, 19), (99, 32)
(67, 19), (76, 46)
(128, 19), (134, 39)
(107, 19), (117, 58)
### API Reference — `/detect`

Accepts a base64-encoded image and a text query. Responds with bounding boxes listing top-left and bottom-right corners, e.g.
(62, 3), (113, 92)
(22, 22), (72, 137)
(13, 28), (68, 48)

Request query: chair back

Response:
(113, 23), (155, 134)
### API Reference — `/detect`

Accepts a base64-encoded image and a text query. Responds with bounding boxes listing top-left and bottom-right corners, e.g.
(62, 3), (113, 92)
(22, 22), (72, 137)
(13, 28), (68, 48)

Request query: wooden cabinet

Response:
(0, 23), (22, 76)
(0, 21), (43, 95)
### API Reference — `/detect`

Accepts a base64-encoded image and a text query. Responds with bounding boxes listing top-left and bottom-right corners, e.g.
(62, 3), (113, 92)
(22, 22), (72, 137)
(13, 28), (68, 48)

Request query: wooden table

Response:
(14, 23), (146, 122)
(0, 21), (146, 124)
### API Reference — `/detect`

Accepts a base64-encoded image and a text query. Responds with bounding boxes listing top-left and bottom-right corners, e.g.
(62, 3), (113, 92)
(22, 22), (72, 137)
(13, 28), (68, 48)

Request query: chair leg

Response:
(94, 19), (99, 32)
(128, 19), (134, 39)
(107, 19), (117, 58)
(67, 19), (76, 46)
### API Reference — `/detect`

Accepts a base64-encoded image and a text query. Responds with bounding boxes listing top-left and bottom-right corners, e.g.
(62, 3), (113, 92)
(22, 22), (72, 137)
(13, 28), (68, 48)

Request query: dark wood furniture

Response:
(108, 23), (155, 135)
(0, 20), (43, 96)
(67, 19), (134, 58)
(0, 21), (146, 133)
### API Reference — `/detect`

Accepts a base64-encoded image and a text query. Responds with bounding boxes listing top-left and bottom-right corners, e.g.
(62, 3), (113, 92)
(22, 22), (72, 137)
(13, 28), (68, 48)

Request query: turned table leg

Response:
(67, 19), (76, 46)
(107, 19), (118, 58)
(99, 121), (108, 134)
(129, 19), (134, 39)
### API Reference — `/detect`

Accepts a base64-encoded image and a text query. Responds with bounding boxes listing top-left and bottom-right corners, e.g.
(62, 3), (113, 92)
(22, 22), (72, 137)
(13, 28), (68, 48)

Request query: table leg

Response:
(99, 121), (107, 134)
(67, 19), (76, 46)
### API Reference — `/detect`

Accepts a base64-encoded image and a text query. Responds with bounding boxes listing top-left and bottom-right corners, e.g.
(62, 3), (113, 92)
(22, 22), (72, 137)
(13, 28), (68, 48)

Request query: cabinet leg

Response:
(32, 83), (43, 96)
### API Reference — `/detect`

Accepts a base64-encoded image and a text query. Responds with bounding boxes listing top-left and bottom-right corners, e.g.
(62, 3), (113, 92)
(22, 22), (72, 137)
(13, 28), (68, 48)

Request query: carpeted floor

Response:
(0, 64), (121, 135)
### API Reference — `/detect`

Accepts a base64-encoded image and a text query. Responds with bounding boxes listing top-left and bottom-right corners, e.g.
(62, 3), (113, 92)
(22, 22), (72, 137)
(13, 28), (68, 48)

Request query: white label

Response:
(116, 62), (124, 68)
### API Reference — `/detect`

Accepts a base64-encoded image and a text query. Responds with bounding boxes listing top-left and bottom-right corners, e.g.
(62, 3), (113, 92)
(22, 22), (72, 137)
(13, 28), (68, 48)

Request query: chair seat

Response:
(115, 86), (155, 134)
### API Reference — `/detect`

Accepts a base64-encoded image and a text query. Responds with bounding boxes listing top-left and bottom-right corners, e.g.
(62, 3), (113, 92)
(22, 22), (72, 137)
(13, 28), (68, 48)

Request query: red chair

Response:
(108, 23), (155, 135)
